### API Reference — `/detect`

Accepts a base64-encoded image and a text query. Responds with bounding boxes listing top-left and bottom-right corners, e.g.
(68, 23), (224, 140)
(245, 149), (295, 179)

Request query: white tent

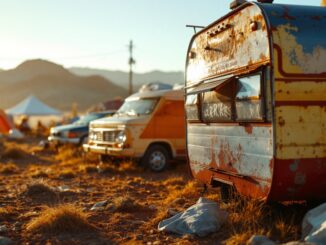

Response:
(6, 95), (61, 116)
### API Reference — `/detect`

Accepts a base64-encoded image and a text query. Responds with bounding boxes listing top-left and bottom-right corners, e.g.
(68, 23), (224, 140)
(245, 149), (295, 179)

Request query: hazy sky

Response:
(0, 0), (321, 72)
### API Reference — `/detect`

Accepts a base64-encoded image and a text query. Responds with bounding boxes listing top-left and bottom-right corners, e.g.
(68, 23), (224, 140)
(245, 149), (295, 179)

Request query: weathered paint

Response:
(188, 124), (273, 199)
(186, 2), (326, 201)
(186, 4), (270, 87)
(263, 4), (326, 200)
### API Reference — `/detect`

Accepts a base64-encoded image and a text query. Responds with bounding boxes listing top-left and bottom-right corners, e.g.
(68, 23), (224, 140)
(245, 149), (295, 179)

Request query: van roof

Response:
(126, 89), (184, 101)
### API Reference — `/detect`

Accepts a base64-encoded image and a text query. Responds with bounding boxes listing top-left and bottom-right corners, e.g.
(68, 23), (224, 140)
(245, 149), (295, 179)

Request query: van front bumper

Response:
(48, 136), (80, 145)
(83, 143), (135, 157)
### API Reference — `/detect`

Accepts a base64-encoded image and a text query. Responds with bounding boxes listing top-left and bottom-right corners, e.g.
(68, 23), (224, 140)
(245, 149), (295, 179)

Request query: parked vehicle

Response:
(48, 111), (116, 146)
(185, 1), (326, 201)
(83, 89), (186, 171)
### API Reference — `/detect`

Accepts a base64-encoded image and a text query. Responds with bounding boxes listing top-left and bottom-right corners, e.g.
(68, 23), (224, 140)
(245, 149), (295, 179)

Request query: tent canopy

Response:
(6, 95), (61, 116)
(0, 109), (13, 133)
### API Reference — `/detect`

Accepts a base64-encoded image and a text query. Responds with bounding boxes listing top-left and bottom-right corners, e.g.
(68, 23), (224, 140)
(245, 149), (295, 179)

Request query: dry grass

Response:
(23, 181), (58, 203)
(26, 204), (95, 234)
(79, 164), (98, 174)
(59, 169), (76, 179)
(110, 196), (143, 212)
(56, 145), (81, 162)
(164, 180), (200, 205)
(1, 147), (27, 159)
(0, 162), (19, 174)
(222, 195), (301, 244)
(162, 176), (186, 186)
(0, 206), (17, 221)
(31, 170), (49, 178)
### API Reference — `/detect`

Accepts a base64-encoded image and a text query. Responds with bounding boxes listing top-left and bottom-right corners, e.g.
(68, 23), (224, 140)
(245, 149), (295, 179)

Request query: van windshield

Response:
(115, 98), (159, 116)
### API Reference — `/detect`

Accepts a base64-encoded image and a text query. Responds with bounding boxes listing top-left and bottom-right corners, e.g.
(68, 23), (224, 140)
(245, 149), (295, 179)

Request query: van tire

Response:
(142, 145), (170, 172)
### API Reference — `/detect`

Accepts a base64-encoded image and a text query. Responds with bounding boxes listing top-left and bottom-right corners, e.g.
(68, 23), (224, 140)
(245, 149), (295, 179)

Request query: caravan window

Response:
(235, 74), (263, 121)
(186, 71), (266, 123)
(201, 81), (234, 122)
(185, 94), (200, 120)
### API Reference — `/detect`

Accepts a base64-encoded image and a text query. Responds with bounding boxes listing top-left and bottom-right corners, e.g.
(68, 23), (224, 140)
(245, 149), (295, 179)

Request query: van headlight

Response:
(115, 131), (126, 144)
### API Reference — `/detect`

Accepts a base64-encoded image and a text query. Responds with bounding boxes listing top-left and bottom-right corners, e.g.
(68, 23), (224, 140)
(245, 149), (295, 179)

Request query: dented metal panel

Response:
(188, 124), (273, 194)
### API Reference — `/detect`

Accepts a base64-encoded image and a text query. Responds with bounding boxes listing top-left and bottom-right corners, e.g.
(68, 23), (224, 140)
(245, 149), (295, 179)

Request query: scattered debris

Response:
(158, 197), (228, 237)
(57, 185), (70, 192)
(90, 200), (108, 211)
(0, 225), (7, 233)
(302, 202), (326, 244)
(0, 236), (13, 245)
(248, 235), (276, 245)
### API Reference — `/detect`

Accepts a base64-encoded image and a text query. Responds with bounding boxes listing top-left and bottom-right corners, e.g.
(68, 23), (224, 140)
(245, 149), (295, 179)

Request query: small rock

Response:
(12, 222), (21, 231)
(57, 185), (70, 192)
(136, 234), (143, 240)
(90, 200), (108, 211)
(248, 235), (276, 245)
(0, 236), (13, 245)
(0, 226), (7, 233)
(149, 229), (154, 235)
(153, 241), (160, 245)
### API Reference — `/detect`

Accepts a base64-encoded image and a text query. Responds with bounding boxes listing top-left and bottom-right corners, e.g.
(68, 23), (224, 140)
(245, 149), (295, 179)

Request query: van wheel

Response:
(142, 145), (170, 172)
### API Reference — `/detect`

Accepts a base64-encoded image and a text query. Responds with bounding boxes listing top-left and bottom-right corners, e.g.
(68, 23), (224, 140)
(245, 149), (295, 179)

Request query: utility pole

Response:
(128, 40), (135, 95)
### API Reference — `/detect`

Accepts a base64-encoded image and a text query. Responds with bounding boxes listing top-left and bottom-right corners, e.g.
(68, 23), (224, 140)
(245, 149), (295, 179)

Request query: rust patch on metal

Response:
(244, 124), (253, 134)
(278, 116), (285, 127)
(281, 6), (296, 20)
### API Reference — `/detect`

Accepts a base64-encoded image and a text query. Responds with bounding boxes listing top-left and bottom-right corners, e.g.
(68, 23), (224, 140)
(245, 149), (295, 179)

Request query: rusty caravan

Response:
(185, 1), (326, 201)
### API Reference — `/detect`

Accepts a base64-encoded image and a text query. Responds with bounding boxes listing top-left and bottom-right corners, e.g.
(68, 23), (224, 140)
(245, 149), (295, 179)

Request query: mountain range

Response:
(69, 67), (184, 91)
(0, 59), (184, 112)
(0, 60), (127, 111)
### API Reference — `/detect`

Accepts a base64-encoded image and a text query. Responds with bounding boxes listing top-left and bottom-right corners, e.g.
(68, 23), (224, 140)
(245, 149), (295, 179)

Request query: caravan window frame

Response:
(186, 69), (267, 123)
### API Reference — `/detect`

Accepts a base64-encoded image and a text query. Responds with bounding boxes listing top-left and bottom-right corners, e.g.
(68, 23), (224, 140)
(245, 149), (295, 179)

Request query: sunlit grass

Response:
(26, 204), (95, 234)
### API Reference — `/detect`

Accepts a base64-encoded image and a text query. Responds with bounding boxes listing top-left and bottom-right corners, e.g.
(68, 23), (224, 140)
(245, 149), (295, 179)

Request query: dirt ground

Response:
(0, 136), (312, 244)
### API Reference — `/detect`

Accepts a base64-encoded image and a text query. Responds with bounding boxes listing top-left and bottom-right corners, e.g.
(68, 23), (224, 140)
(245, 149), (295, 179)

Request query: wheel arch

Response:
(145, 141), (173, 159)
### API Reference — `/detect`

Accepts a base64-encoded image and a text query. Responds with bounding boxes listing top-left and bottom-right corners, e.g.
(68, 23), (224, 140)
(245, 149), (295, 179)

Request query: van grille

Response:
(92, 130), (120, 143)
(103, 131), (117, 142)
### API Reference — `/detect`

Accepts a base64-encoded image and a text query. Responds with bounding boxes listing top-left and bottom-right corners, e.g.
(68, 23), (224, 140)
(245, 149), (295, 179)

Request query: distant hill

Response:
(0, 59), (127, 111)
(69, 67), (184, 91)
